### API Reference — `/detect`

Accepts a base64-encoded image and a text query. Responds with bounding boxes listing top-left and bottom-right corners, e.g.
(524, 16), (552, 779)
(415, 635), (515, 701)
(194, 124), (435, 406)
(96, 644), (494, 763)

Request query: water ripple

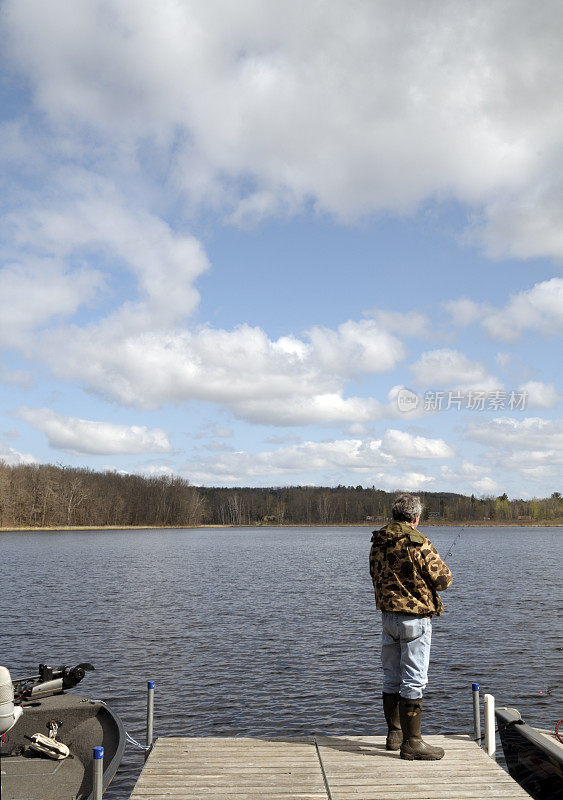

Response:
(1, 526), (561, 799)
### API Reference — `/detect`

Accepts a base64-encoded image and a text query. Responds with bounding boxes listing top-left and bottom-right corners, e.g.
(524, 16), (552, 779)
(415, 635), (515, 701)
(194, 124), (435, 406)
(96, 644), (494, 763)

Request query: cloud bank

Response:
(18, 408), (172, 455)
(3, 1), (563, 254)
(1, 2), (562, 495)
(183, 429), (453, 484)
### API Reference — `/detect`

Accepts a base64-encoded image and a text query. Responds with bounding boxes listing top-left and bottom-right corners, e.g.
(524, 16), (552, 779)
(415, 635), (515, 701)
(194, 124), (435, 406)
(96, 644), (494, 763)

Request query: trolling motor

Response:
(12, 662), (95, 700)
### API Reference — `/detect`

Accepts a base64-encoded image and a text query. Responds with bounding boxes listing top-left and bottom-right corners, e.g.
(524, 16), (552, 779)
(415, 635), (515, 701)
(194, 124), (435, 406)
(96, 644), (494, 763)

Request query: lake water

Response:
(1, 525), (561, 798)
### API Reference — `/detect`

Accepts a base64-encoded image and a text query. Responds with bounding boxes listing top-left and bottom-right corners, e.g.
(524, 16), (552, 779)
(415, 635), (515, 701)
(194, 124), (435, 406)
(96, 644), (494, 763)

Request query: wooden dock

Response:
(128, 734), (531, 799)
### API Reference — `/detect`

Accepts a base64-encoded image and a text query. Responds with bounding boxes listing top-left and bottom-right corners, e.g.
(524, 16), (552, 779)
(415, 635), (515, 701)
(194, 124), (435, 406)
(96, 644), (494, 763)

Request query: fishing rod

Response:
(444, 527), (464, 558)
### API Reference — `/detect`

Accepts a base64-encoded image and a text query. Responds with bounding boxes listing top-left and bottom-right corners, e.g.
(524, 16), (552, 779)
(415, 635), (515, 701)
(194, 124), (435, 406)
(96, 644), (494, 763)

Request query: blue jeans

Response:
(381, 611), (432, 699)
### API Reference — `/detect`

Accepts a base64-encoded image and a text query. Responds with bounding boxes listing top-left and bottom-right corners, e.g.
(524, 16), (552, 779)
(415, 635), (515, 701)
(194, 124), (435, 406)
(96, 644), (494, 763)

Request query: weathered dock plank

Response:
(128, 735), (530, 800)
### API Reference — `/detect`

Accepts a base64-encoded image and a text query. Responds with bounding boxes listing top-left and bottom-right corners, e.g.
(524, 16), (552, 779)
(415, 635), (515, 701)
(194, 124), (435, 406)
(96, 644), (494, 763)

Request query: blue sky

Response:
(1, 1), (562, 498)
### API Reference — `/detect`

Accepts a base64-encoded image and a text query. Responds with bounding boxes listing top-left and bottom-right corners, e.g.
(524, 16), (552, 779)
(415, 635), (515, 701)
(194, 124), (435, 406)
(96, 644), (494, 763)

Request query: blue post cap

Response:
(148, 680), (155, 689)
(472, 683), (480, 691)
(93, 746), (104, 759)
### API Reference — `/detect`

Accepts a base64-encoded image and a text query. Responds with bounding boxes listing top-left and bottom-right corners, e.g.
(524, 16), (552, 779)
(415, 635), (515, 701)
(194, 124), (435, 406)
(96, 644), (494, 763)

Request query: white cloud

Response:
(439, 462), (500, 496)
(182, 429), (452, 485)
(184, 438), (393, 484)
(202, 440), (235, 453)
(194, 422), (234, 439)
(36, 318), (406, 425)
(0, 443), (38, 466)
(444, 298), (489, 327)
(463, 416), (563, 492)
(139, 465), (177, 477)
(1, 2), (562, 498)
(501, 449), (563, 473)
(307, 320), (405, 375)
(3, 182), (210, 334)
(518, 381), (562, 409)
(382, 429), (455, 459)
(18, 408), (172, 455)
(230, 394), (387, 427)
(4, 2), (563, 254)
(482, 278), (563, 342)
(470, 180), (563, 261)
(440, 461), (483, 479)
(347, 423), (372, 437)
(465, 416), (563, 452)
(374, 472), (435, 492)
(364, 310), (431, 338)
(411, 349), (501, 392)
(0, 258), (103, 348)
(472, 476), (500, 495)
(445, 278), (563, 343)
(386, 385), (427, 419)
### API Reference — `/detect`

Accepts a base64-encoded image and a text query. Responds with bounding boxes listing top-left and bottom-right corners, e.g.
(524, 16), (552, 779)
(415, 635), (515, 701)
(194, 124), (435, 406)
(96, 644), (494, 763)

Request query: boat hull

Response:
(0, 691), (125, 800)
(496, 706), (563, 800)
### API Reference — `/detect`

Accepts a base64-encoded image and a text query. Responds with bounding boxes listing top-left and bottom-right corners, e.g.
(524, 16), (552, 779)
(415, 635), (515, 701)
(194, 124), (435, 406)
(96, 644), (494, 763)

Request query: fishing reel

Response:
(13, 662), (95, 700)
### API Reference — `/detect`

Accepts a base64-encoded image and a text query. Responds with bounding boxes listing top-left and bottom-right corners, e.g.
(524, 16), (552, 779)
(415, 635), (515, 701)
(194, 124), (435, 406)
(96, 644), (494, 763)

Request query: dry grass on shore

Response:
(2, 520), (562, 532)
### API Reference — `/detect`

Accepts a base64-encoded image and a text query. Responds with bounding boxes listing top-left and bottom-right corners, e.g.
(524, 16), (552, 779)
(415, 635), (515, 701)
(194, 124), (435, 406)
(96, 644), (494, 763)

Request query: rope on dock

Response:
(125, 731), (151, 752)
(88, 697), (152, 753)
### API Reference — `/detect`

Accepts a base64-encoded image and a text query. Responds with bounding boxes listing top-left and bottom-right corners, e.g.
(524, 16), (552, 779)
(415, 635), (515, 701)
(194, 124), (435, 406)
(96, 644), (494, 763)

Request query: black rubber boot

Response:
(382, 692), (402, 750)
(399, 697), (445, 760)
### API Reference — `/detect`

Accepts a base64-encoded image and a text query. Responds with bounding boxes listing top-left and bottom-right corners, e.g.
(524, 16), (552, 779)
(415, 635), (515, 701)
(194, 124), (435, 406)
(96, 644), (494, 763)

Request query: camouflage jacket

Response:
(369, 521), (452, 616)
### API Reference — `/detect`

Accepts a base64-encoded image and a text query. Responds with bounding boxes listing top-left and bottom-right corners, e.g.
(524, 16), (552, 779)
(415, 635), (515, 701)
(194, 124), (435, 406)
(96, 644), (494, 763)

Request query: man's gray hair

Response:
(392, 493), (423, 523)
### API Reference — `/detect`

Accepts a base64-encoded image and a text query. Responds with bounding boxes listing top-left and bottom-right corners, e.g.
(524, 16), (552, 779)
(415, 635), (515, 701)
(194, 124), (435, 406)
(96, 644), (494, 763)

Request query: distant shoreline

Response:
(1, 521), (562, 532)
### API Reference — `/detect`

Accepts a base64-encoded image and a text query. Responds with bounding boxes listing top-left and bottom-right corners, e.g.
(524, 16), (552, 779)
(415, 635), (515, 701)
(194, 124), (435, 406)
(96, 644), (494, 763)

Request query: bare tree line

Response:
(0, 462), (561, 529)
(0, 463), (205, 528)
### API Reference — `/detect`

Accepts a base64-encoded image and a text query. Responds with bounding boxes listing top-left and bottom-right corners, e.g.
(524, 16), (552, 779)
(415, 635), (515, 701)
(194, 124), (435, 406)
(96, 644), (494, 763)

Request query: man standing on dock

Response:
(369, 494), (452, 760)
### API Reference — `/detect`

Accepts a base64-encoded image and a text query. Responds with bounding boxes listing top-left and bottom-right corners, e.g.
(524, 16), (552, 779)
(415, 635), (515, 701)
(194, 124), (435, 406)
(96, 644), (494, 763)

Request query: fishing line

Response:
(444, 527), (464, 558)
